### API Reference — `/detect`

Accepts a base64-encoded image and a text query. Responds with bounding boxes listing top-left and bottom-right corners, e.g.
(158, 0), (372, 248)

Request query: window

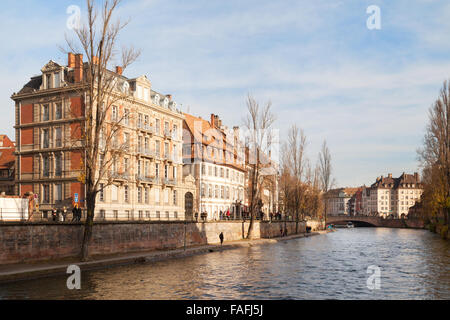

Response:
(137, 136), (142, 153)
(124, 133), (130, 148)
(99, 183), (104, 201)
(145, 211), (150, 218)
(138, 113), (142, 128)
(208, 166), (212, 176)
(173, 167), (177, 180)
(164, 165), (168, 179)
(145, 188), (149, 204)
(173, 190), (177, 205)
(139, 210), (143, 219)
(137, 187), (142, 203)
(124, 158), (129, 175)
(155, 141), (160, 157)
(201, 165), (206, 175)
(221, 186), (224, 199)
(113, 210), (118, 220)
(174, 211), (178, 219)
(55, 184), (62, 201)
(46, 74), (52, 89)
(214, 167), (218, 177)
(124, 109), (129, 125)
(124, 186), (129, 203)
(226, 169), (229, 178)
(55, 154), (62, 176)
(55, 127), (62, 147)
(43, 156), (50, 177)
(220, 168), (224, 178)
(165, 211), (170, 219)
(112, 105), (118, 121)
(215, 185), (219, 198)
(208, 184), (212, 198)
(155, 119), (160, 134)
(156, 211), (161, 219)
(54, 72), (60, 88)
(55, 103), (62, 120)
(201, 183), (205, 197)
(43, 104), (50, 121)
(164, 142), (169, 158)
(155, 163), (160, 178)
(173, 124), (178, 139)
(43, 184), (50, 203)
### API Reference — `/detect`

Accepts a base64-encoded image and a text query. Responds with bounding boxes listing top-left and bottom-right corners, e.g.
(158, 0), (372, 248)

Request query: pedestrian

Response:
(280, 226), (283, 237)
(77, 207), (82, 222)
(71, 206), (77, 222)
(219, 210), (223, 220)
(194, 212), (199, 221)
(219, 232), (224, 246)
(226, 210), (230, 220)
(52, 208), (57, 222)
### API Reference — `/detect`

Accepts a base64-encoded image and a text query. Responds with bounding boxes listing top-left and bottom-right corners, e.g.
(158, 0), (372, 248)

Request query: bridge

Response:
(325, 215), (424, 228)
(326, 215), (383, 227)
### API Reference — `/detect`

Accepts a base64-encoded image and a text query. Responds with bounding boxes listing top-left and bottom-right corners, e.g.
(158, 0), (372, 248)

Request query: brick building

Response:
(11, 53), (195, 220)
(0, 135), (15, 195)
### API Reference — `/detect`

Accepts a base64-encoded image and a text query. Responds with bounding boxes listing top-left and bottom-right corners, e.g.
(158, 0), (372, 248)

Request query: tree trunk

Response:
(246, 205), (255, 239)
(80, 191), (96, 261)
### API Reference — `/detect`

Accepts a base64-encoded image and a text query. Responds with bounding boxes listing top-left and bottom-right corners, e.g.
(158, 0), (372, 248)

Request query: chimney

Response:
(68, 53), (76, 68)
(115, 66), (123, 75)
(74, 54), (83, 83)
(414, 172), (419, 182)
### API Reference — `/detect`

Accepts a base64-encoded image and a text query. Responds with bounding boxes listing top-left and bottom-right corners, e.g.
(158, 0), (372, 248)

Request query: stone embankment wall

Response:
(0, 220), (309, 265)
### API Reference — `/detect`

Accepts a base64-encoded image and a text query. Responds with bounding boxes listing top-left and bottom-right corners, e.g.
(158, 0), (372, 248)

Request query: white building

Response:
(183, 113), (246, 220)
(361, 172), (423, 218)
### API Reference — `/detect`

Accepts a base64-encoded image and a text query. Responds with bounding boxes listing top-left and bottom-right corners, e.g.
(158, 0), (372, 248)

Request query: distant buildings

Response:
(324, 188), (360, 216)
(0, 135), (15, 195)
(325, 172), (423, 218)
(361, 173), (423, 218)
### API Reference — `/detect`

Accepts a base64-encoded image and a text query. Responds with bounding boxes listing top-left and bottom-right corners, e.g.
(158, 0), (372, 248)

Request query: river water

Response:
(0, 228), (449, 300)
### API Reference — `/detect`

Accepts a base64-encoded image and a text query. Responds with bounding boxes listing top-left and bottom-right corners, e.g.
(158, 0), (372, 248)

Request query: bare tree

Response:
(286, 125), (308, 233)
(65, 0), (140, 260)
(244, 95), (276, 239)
(318, 140), (335, 222)
(418, 80), (450, 226)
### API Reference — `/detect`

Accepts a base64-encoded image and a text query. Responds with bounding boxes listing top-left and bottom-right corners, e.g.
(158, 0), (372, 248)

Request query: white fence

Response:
(0, 198), (29, 221)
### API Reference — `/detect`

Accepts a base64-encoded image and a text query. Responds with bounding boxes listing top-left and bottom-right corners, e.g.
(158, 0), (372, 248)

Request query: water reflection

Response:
(0, 228), (448, 299)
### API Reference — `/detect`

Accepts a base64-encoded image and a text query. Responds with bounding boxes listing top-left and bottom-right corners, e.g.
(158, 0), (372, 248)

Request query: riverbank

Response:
(0, 232), (321, 284)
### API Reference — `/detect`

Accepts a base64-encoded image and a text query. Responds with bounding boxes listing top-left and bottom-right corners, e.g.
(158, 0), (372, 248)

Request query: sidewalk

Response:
(0, 232), (320, 284)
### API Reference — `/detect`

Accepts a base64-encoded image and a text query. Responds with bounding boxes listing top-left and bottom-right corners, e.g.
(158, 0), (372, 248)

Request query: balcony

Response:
(135, 174), (157, 184)
(141, 124), (155, 135)
(141, 148), (155, 158)
(111, 172), (130, 181)
(161, 178), (176, 186)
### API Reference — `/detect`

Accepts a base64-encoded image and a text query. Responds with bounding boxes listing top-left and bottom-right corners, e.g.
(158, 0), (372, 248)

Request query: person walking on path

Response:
(219, 232), (224, 246)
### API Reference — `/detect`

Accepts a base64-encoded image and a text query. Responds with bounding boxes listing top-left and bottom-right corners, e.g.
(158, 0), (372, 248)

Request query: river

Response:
(0, 228), (449, 299)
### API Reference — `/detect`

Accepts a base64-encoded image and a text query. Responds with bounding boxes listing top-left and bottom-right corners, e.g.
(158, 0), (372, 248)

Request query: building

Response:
(0, 135), (15, 195)
(361, 172), (423, 218)
(324, 188), (359, 216)
(11, 53), (195, 220)
(183, 113), (246, 220)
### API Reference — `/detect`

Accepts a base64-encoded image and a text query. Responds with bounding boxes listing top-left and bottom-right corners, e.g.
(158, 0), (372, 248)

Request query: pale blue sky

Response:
(1, 0), (449, 187)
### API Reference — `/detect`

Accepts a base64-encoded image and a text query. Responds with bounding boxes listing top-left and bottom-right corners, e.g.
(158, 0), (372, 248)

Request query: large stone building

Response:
(361, 172), (423, 218)
(183, 113), (246, 220)
(11, 53), (195, 220)
(0, 135), (15, 195)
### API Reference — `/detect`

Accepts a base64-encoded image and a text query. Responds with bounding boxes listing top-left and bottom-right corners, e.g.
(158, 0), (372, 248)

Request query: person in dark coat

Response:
(219, 232), (224, 245)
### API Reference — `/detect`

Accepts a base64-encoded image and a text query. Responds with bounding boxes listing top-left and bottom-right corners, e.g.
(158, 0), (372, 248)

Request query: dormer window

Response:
(54, 72), (61, 88)
(154, 94), (160, 105)
(46, 74), (52, 89)
(144, 87), (149, 102)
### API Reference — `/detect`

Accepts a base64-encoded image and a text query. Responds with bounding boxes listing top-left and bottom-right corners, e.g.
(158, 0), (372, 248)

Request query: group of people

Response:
(270, 212), (283, 221)
(50, 206), (82, 222)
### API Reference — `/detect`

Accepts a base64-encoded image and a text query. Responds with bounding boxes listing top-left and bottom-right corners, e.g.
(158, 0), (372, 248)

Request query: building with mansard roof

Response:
(11, 53), (195, 221)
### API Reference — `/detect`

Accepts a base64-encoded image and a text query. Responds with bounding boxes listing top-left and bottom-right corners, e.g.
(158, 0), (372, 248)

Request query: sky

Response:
(1, 0), (449, 187)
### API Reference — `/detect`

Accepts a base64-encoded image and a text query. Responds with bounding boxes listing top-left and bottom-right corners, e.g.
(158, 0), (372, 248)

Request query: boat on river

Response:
(347, 222), (354, 228)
